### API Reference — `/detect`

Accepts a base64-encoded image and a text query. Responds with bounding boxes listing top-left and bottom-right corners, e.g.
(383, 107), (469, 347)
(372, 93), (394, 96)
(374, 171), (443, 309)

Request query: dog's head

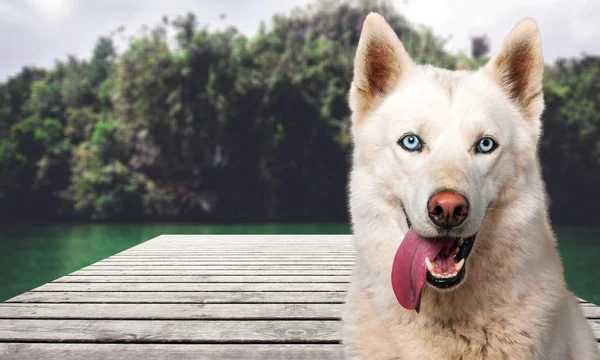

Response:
(348, 13), (544, 311)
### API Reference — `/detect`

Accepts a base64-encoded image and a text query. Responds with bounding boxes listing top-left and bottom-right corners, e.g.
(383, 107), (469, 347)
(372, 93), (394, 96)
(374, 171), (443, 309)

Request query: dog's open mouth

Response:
(425, 235), (475, 289)
(391, 212), (476, 312)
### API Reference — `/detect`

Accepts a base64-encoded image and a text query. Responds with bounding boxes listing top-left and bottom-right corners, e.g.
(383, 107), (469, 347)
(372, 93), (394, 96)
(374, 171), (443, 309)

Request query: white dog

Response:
(342, 12), (599, 359)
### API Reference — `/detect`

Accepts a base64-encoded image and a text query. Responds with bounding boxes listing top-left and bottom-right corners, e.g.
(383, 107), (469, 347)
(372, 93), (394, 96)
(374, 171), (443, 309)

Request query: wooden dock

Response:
(0, 234), (598, 359)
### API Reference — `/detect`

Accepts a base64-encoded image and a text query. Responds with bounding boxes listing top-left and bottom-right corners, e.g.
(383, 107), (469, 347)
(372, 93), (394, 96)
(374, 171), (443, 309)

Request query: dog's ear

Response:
(349, 12), (414, 122)
(484, 18), (544, 121)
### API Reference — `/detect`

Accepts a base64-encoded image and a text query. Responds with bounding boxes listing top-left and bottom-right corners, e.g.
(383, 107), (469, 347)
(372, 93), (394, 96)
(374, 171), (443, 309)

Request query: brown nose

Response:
(427, 191), (469, 229)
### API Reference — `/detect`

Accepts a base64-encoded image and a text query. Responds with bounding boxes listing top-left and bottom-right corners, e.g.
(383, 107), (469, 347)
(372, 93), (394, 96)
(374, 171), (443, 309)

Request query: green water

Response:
(1, 223), (599, 304)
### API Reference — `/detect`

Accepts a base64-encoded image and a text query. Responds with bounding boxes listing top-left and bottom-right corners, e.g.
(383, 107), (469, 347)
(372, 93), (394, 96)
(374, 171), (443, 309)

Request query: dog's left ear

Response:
(484, 18), (544, 122)
(349, 12), (415, 122)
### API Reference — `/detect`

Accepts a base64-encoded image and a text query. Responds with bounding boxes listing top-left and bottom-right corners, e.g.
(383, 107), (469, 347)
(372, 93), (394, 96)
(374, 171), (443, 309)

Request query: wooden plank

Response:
(85, 264), (354, 270)
(95, 261), (354, 270)
(110, 252), (353, 255)
(126, 248), (353, 252)
(96, 263), (354, 268)
(108, 255), (355, 258)
(0, 309), (597, 340)
(127, 248), (351, 251)
(110, 246), (352, 251)
(113, 255), (353, 258)
(120, 252), (356, 257)
(117, 251), (351, 255)
(70, 269), (351, 276)
(32, 282), (350, 292)
(111, 258), (351, 261)
(99, 260), (355, 265)
(116, 253), (352, 256)
(6, 291), (347, 304)
(134, 239), (347, 242)
(108, 249), (352, 253)
(133, 243), (352, 247)
(0, 343), (344, 360)
(134, 243), (350, 247)
(128, 247), (352, 251)
(56, 275), (350, 283)
(110, 252), (355, 258)
(129, 248), (352, 251)
(0, 303), (341, 320)
(146, 234), (350, 239)
(115, 255), (351, 258)
(581, 305), (600, 318)
(587, 319), (600, 339)
(111, 252), (353, 255)
(138, 234), (351, 242)
(0, 319), (340, 343)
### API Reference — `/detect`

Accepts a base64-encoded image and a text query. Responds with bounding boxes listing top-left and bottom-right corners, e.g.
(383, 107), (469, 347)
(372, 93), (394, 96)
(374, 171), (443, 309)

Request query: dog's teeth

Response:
(425, 257), (435, 273)
(458, 238), (464, 247)
(426, 257), (465, 279)
(455, 258), (465, 272)
(454, 247), (460, 255)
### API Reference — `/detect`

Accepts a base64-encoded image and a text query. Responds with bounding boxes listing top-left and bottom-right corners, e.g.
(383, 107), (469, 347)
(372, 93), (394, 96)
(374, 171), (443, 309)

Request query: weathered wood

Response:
(116, 252), (353, 255)
(0, 303), (341, 319)
(7, 291), (347, 304)
(103, 259), (356, 264)
(124, 248), (353, 252)
(145, 234), (350, 239)
(133, 244), (350, 248)
(85, 264), (354, 270)
(587, 319), (600, 339)
(132, 244), (352, 249)
(116, 253), (353, 257)
(2, 233), (599, 359)
(581, 305), (600, 318)
(0, 319), (340, 342)
(109, 255), (356, 259)
(136, 234), (351, 242)
(113, 250), (352, 255)
(69, 269), (351, 276)
(0, 343), (345, 360)
(55, 275), (350, 283)
(32, 282), (350, 292)
(129, 248), (353, 251)
(68, 267), (351, 277)
(125, 246), (353, 249)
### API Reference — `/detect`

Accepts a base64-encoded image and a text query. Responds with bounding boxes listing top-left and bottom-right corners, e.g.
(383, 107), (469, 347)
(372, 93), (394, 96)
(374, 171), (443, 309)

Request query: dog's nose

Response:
(427, 191), (469, 229)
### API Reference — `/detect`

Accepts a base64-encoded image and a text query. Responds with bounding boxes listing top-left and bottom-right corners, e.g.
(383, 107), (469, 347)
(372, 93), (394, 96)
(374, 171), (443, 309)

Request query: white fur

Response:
(343, 12), (599, 359)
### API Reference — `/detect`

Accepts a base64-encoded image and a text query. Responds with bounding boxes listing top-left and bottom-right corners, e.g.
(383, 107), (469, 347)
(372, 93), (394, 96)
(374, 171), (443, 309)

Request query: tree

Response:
(0, 0), (598, 225)
(470, 35), (490, 59)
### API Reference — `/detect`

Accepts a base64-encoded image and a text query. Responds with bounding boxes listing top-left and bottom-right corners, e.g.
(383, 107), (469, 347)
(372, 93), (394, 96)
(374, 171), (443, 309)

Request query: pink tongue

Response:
(391, 228), (452, 312)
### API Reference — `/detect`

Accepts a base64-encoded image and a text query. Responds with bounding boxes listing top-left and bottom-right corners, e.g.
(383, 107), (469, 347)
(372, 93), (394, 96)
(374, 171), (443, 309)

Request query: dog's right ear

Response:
(349, 12), (415, 122)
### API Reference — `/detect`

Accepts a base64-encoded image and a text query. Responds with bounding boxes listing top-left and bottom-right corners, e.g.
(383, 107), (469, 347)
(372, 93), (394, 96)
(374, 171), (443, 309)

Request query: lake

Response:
(1, 223), (599, 304)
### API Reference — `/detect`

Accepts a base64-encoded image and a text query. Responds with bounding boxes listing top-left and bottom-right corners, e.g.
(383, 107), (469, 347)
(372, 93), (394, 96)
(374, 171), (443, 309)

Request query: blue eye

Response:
(398, 134), (422, 152)
(477, 137), (497, 154)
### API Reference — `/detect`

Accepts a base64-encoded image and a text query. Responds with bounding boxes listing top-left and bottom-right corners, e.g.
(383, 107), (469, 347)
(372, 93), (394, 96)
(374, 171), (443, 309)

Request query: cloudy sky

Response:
(1, 0), (598, 81)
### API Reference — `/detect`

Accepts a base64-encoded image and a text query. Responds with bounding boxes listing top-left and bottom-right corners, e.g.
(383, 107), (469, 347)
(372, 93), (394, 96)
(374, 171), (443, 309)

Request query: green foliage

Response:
(0, 0), (598, 224)
(64, 143), (145, 220)
(90, 120), (115, 146)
